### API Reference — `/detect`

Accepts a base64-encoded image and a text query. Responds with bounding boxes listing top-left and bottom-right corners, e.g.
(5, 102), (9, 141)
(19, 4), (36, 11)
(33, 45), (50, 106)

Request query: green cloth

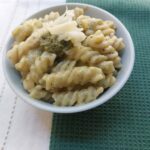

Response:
(50, 0), (150, 149)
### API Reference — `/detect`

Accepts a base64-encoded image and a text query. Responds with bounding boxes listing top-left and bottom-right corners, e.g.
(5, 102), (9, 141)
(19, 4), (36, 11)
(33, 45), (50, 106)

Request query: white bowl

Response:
(2, 3), (135, 113)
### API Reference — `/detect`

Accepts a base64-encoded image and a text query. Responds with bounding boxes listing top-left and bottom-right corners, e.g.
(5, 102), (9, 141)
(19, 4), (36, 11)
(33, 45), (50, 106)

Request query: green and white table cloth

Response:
(0, 0), (150, 150)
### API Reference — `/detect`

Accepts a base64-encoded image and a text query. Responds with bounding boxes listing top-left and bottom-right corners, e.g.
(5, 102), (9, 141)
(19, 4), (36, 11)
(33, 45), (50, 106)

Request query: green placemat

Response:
(50, 0), (150, 149)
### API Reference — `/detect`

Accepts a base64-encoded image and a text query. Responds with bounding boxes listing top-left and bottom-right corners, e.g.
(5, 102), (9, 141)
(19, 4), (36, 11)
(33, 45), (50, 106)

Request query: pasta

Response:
(7, 27), (50, 65)
(99, 74), (116, 89)
(25, 51), (56, 84)
(84, 30), (105, 48)
(112, 56), (122, 69)
(15, 56), (31, 77)
(77, 15), (103, 32)
(30, 85), (52, 101)
(66, 46), (116, 74)
(22, 51), (55, 92)
(7, 45), (19, 64)
(15, 49), (42, 77)
(77, 15), (115, 36)
(39, 12), (60, 22)
(52, 60), (76, 73)
(12, 24), (33, 42)
(12, 19), (43, 42)
(66, 45), (107, 65)
(84, 30), (124, 51)
(74, 7), (84, 19)
(105, 35), (125, 51)
(7, 7), (125, 106)
(7, 37), (39, 64)
(95, 20), (116, 36)
(52, 86), (104, 106)
(23, 77), (35, 92)
(41, 66), (104, 91)
(97, 61), (115, 74)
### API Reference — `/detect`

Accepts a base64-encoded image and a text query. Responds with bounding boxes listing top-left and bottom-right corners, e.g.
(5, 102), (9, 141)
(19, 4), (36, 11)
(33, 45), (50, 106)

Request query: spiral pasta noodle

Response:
(15, 56), (31, 77)
(41, 66), (105, 91)
(99, 74), (116, 89)
(12, 24), (33, 42)
(97, 61), (115, 74)
(52, 86), (104, 106)
(7, 27), (50, 64)
(66, 46), (116, 74)
(52, 60), (76, 73)
(74, 7), (84, 19)
(30, 85), (52, 101)
(95, 20), (116, 36)
(15, 49), (41, 77)
(26, 51), (56, 83)
(105, 35), (125, 51)
(66, 45), (107, 65)
(39, 12), (60, 22)
(77, 15), (103, 32)
(85, 30), (125, 51)
(77, 15), (115, 36)
(12, 19), (43, 42)
(7, 38), (39, 64)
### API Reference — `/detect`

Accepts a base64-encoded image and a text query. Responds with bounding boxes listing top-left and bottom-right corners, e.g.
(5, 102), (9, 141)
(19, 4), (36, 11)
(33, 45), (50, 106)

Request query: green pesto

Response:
(40, 33), (73, 57)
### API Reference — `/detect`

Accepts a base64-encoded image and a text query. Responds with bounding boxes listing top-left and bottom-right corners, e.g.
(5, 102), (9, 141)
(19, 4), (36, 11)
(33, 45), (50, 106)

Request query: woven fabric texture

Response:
(50, 0), (150, 149)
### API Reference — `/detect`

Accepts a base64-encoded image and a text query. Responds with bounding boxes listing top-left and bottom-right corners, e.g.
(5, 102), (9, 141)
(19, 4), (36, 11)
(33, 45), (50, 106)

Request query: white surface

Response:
(0, 0), (65, 150)
(2, 3), (134, 113)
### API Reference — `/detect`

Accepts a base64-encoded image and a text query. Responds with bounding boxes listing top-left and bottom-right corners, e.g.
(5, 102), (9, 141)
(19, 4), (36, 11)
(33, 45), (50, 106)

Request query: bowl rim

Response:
(2, 3), (135, 113)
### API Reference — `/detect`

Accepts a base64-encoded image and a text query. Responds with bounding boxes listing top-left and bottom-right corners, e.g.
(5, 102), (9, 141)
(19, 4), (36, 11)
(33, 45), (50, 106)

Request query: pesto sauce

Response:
(40, 33), (73, 57)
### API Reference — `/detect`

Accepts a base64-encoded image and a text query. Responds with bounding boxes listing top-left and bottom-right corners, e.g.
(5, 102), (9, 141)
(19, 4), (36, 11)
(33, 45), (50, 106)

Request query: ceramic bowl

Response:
(2, 3), (135, 113)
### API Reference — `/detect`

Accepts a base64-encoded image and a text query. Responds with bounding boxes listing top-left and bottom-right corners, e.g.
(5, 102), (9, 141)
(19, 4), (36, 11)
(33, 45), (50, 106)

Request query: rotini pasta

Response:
(7, 38), (39, 64)
(7, 7), (125, 106)
(12, 19), (43, 42)
(25, 51), (56, 84)
(52, 60), (76, 73)
(77, 15), (115, 36)
(22, 52), (55, 91)
(97, 61), (115, 74)
(52, 86), (104, 106)
(39, 12), (60, 22)
(66, 45), (107, 65)
(7, 45), (19, 64)
(85, 30), (125, 51)
(112, 56), (122, 69)
(30, 85), (52, 101)
(41, 66), (105, 91)
(15, 56), (31, 77)
(95, 20), (116, 36)
(23, 77), (35, 92)
(84, 30), (105, 48)
(74, 7), (84, 19)
(105, 35), (125, 51)
(15, 49), (42, 77)
(12, 24), (33, 42)
(99, 74), (116, 89)
(77, 15), (103, 31)
(104, 20), (116, 29)
(7, 28), (50, 64)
